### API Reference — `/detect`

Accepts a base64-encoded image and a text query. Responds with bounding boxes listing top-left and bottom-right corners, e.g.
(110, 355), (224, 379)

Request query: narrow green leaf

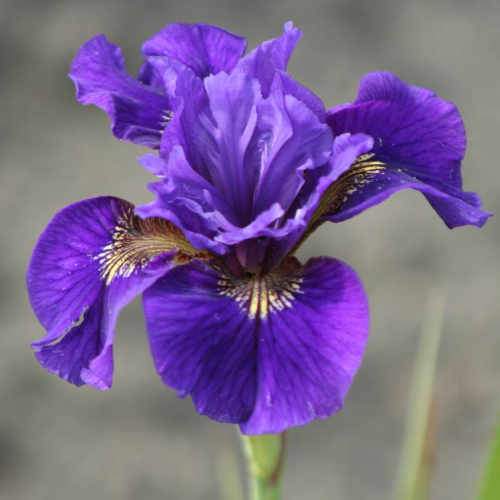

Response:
(393, 289), (446, 500)
(477, 420), (500, 500)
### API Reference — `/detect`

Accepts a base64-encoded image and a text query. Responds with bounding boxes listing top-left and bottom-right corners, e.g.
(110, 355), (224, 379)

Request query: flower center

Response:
(217, 260), (303, 320)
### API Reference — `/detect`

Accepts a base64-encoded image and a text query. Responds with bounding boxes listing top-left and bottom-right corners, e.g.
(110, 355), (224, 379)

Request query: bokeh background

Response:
(1, 0), (499, 498)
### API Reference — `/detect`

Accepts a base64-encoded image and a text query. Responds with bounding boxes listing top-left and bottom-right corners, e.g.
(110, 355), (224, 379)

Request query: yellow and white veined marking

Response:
(290, 154), (386, 254)
(314, 153), (386, 221)
(96, 206), (210, 285)
(218, 266), (304, 320)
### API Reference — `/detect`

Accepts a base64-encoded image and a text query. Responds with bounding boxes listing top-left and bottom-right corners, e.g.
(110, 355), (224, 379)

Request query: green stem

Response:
(240, 433), (286, 500)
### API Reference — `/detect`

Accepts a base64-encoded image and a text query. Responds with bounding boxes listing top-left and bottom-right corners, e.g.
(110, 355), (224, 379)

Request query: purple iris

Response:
(27, 22), (490, 434)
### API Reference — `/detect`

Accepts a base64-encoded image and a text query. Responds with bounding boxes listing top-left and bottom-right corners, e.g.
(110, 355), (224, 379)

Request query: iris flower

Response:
(27, 22), (490, 434)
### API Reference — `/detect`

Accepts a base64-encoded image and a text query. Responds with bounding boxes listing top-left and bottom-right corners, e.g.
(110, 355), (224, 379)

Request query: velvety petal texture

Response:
(326, 72), (491, 227)
(145, 261), (257, 423)
(143, 257), (369, 434)
(70, 36), (172, 148)
(27, 196), (200, 389)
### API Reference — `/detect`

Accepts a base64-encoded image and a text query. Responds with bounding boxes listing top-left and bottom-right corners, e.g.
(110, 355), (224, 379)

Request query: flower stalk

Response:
(240, 433), (286, 500)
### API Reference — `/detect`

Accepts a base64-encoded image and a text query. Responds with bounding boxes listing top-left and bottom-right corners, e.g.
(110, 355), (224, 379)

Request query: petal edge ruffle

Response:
(69, 35), (171, 148)
(142, 23), (247, 78)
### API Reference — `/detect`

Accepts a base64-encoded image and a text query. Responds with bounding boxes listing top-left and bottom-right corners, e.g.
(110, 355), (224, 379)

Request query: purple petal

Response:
(143, 262), (257, 423)
(137, 60), (166, 92)
(137, 148), (290, 256)
(143, 256), (369, 433)
(327, 166), (490, 227)
(69, 35), (171, 147)
(326, 71), (491, 227)
(137, 147), (232, 255)
(251, 75), (332, 216)
(200, 67), (332, 222)
(158, 67), (214, 174)
(265, 133), (374, 267)
(242, 257), (369, 434)
(276, 71), (326, 119)
(202, 67), (261, 217)
(142, 23), (246, 78)
(141, 67), (332, 263)
(27, 197), (194, 389)
(237, 21), (302, 96)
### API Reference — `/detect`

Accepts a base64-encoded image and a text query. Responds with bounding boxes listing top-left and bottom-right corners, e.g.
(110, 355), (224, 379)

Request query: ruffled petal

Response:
(238, 21), (302, 96)
(264, 133), (374, 267)
(141, 68), (332, 264)
(326, 71), (491, 227)
(250, 74), (332, 216)
(200, 68), (332, 219)
(201, 67), (261, 216)
(136, 147), (233, 255)
(69, 35), (172, 147)
(158, 67), (215, 175)
(27, 197), (207, 389)
(143, 256), (369, 434)
(137, 149), (291, 256)
(142, 23), (246, 78)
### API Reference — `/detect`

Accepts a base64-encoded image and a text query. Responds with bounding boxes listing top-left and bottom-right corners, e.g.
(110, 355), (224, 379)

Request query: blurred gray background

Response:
(1, 0), (499, 499)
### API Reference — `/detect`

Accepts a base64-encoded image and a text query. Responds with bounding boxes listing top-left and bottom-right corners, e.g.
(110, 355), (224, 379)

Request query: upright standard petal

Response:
(238, 21), (302, 96)
(143, 256), (369, 434)
(139, 67), (332, 267)
(325, 72), (491, 227)
(69, 35), (172, 147)
(27, 197), (208, 389)
(142, 23), (246, 78)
